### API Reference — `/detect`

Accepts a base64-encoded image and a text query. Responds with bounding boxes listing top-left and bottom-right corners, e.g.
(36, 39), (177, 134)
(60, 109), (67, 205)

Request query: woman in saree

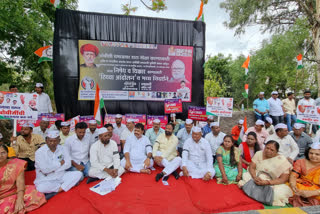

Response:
(214, 135), (243, 184)
(239, 132), (260, 169)
(289, 142), (320, 205)
(238, 140), (293, 206)
(0, 145), (46, 214)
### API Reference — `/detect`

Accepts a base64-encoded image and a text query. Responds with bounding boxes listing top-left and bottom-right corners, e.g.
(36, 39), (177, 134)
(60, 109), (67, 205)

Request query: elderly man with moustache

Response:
(33, 118), (50, 139)
(242, 120), (269, 150)
(176, 119), (193, 156)
(205, 122), (226, 163)
(145, 119), (165, 146)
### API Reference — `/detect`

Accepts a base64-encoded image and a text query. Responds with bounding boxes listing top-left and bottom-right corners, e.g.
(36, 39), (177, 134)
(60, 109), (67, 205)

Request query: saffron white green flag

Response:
(241, 56), (250, 75)
(50, 0), (60, 8)
(94, 84), (105, 125)
(297, 54), (303, 69)
(34, 45), (53, 63)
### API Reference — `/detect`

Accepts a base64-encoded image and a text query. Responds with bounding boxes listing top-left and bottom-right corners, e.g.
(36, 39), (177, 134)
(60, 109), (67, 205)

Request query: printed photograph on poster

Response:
(188, 106), (207, 121)
(125, 114), (146, 126)
(78, 40), (193, 102)
(17, 113), (65, 132)
(206, 97), (233, 117)
(297, 105), (320, 125)
(104, 114), (126, 125)
(80, 115), (103, 128)
(146, 115), (168, 129)
(0, 92), (39, 120)
(164, 99), (183, 114)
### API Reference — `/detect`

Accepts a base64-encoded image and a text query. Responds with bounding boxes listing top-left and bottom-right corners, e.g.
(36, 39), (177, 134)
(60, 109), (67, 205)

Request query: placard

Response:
(164, 99), (183, 114)
(297, 105), (320, 125)
(79, 115), (103, 128)
(125, 114), (146, 126)
(17, 113), (65, 132)
(188, 106), (207, 121)
(146, 115), (168, 129)
(206, 97), (233, 117)
(104, 114), (126, 125)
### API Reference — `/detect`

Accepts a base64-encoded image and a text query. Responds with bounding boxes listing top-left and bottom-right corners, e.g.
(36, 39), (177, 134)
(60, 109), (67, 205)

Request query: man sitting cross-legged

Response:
(88, 128), (125, 183)
(120, 123), (154, 174)
(34, 131), (82, 200)
(153, 123), (181, 182)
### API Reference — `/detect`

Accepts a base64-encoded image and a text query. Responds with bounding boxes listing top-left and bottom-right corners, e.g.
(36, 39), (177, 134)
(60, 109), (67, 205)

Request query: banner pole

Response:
(12, 119), (17, 145)
(218, 116), (220, 124)
(309, 124), (313, 135)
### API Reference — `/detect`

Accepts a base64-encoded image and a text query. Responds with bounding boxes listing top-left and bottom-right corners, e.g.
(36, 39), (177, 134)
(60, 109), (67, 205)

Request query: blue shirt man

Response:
(253, 92), (269, 121)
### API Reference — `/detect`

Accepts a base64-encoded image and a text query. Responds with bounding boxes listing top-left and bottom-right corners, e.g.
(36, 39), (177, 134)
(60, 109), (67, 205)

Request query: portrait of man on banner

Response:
(80, 43), (99, 68)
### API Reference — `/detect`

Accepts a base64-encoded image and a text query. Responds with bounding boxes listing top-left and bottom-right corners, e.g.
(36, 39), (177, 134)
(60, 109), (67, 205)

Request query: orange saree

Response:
(0, 158), (46, 214)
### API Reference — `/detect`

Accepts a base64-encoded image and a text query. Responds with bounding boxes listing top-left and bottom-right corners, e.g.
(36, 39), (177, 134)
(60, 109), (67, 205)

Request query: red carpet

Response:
(26, 169), (263, 214)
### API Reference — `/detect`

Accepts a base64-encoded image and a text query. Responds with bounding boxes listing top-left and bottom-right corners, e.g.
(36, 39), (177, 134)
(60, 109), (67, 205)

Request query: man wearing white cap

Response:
(265, 117), (275, 135)
(11, 122), (44, 170)
(88, 128), (125, 182)
(181, 126), (215, 180)
(243, 120), (269, 150)
(34, 131), (82, 198)
(64, 122), (91, 178)
(176, 119), (193, 155)
(33, 117), (50, 139)
(113, 114), (126, 136)
(253, 92), (269, 121)
(231, 120), (244, 142)
(59, 122), (73, 145)
(266, 123), (299, 163)
(121, 123), (154, 174)
(170, 113), (185, 135)
(268, 91), (285, 126)
(289, 123), (312, 160)
(202, 115), (215, 137)
(0, 132), (15, 158)
(86, 120), (99, 147)
(120, 119), (135, 149)
(34, 83), (53, 114)
(153, 123), (181, 181)
(145, 119), (165, 146)
(205, 122), (226, 162)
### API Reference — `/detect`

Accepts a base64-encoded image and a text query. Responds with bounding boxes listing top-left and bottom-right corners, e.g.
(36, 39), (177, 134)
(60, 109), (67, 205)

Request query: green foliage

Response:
(0, 0), (78, 110)
(121, 0), (167, 15)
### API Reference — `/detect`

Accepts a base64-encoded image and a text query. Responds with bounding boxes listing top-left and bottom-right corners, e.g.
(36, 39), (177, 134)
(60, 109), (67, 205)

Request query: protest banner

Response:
(78, 40), (193, 102)
(206, 97), (233, 117)
(146, 115), (168, 129)
(125, 114), (146, 126)
(67, 115), (80, 132)
(164, 99), (183, 114)
(0, 92), (39, 120)
(17, 114), (64, 132)
(188, 106), (207, 121)
(297, 105), (320, 125)
(104, 114), (126, 125)
(80, 115), (103, 128)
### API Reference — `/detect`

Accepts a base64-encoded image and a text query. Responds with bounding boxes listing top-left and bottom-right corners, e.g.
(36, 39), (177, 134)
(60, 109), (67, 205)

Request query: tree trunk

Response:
(316, 0), (320, 96)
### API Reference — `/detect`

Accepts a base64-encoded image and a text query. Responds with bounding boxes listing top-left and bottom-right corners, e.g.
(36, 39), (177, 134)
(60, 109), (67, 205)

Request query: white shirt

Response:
(177, 128), (193, 148)
(297, 98), (315, 106)
(268, 98), (284, 116)
(123, 135), (152, 161)
(64, 134), (90, 164)
(120, 128), (134, 141)
(33, 126), (49, 140)
(90, 140), (120, 171)
(113, 124), (126, 136)
(182, 137), (213, 171)
(266, 134), (299, 160)
(34, 144), (71, 184)
(86, 128), (99, 146)
(205, 132), (226, 156)
(36, 92), (53, 113)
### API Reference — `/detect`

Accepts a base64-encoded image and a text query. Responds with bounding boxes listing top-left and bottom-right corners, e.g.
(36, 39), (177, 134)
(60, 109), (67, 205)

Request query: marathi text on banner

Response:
(0, 92), (39, 120)
(146, 115), (168, 129)
(78, 40), (193, 102)
(206, 97), (233, 118)
(17, 113), (65, 132)
(297, 105), (320, 125)
(164, 99), (183, 114)
(188, 106), (207, 121)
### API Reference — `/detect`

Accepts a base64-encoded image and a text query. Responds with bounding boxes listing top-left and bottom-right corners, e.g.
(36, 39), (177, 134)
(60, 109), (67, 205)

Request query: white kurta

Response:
(32, 127), (49, 140)
(36, 92), (53, 113)
(120, 128), (134, 141)
(182, 138), (215, 179)
(176, 128), (192, 148)
(205, 132), (226, 156)
(86, 128), (99, 147)
(64, 134), (90, 164)
(34, 144), (82, 193)
(120, 135), (153, 172)
(113, 124), (127, 137)
(89, 140), (125, 179)
(266, 134), (299, 160)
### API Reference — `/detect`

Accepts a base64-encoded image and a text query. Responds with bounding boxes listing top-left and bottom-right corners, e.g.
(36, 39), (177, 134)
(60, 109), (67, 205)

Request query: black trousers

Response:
(19, 158), (35, 171)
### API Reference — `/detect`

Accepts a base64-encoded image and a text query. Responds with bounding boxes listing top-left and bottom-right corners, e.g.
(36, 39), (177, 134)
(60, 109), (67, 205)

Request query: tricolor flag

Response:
(242, 56), (250, 75)
(297, 54), (303, 69)
(195, 0), (204, 21)
(50, 0), (60, 8)
(245, 84), (249, 94)
(237, 116), (247, 145)
(34, 45), (53, 63)
(94, 84), (105, 125)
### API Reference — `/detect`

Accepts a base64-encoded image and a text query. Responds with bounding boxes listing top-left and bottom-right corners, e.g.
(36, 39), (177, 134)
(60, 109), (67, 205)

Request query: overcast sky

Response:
(78, 0), (270, 58)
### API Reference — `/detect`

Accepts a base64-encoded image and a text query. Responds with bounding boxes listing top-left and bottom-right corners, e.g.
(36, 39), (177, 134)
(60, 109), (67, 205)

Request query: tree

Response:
(121, 0), (167, 15)
(220, 0), (320, 96)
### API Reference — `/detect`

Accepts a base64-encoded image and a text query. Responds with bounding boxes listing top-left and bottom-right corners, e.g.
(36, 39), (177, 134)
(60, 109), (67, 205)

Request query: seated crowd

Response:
(2, 112), (320, 213)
